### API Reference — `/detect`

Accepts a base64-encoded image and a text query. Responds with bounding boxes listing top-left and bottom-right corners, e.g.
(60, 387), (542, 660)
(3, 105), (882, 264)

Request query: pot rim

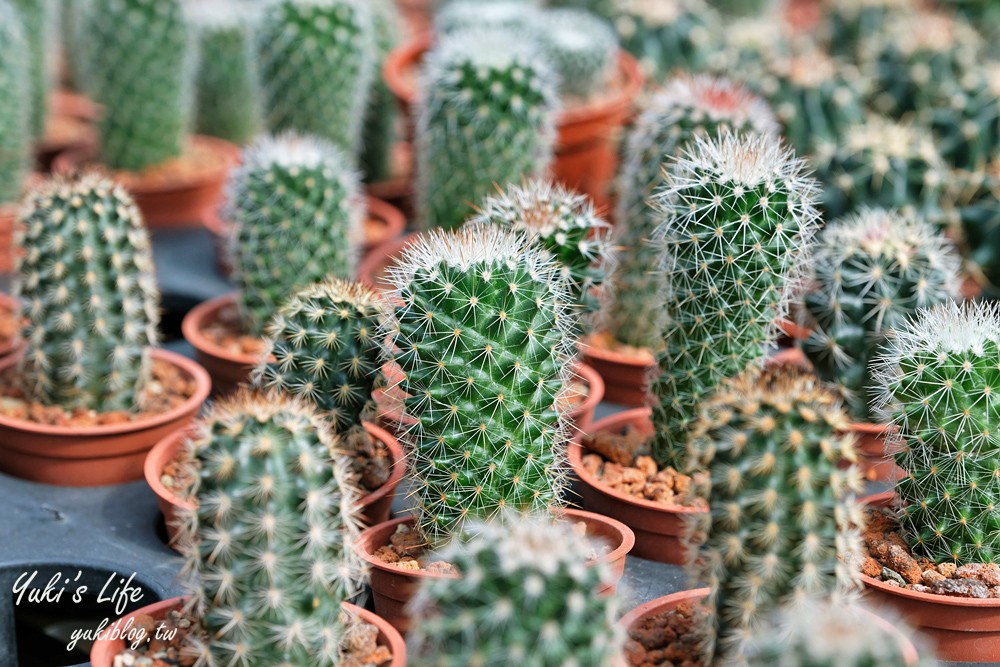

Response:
(557, 506), (636, 568)
(618, 588), (710, 633)
(181, 292), (273, 366)
(580, 334), (656, 368)
(356, 233), (418, 291)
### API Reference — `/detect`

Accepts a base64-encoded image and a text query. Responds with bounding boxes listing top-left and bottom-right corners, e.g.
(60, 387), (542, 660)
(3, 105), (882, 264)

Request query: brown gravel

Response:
(0, 301), (17, 350)
(624, 602), (708, 667)
(587, 331), (656, 363)
(199, 301), (267, 357)
(112, 140), (230, 191)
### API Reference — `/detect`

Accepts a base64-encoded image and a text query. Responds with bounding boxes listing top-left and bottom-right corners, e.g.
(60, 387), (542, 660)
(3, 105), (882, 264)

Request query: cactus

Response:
(819, 0), (915, 59)
(78, 0), (195, 172)
(14, 173), (159, 413)
(650, 131), (821, 471)
(536, 9), (619, 102)
(609, 76), (779, 352)
(10, 0), (55, 140)
(468, 180), (614, 329)
(923, 61), (1000, 172)
(415, 29), (559, 231)
(874, 301), (1000, 564)
(708, 0), (772, 17)
(606, 0), (720, 78)
(407, 515), (623, 667)
(360, 0), (402, 184)
(188, 0), (263, 146)
(257, 278), (386, 435)
(0, 0), (30, 205)
(689, 367), (863, 664)
(227, 133), (363, 337)
(256, 0), (376, 156)
(948, 163), (1000, 293)
(383, 226), (575, 544)
(434, 0), (542, 35)
(799, 209), (960, 422)
(177, 389), (365, 667)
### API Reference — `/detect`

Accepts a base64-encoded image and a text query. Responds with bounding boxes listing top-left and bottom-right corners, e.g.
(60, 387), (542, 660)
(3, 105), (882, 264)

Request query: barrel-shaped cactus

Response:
(360, 0), (402, 183)
(606, 0), (721, 79)
(0, 0), (30, 205)
(536, 8), (619, 101)
(408, 516), (623, 667)
(416, 29), (559, 231)
(820, 0), (914, 59)
(178, 390), (365, 667)
(609, 76), (779, 351)
(689, 368), (863, 664)
(10, 0), (54, 140)
(949, 164), (1000, 293)
(227, 133), (363, 337)
(14, 173), (159, 413)
(708, 0), (772, 16)
(256, 0), (376, 156)
(384, 227), (574, 544)
(925, 62), (1000, 172)
(874, 301), (1000, 564)
(650, 131), (820, 470)
(78, 0), (194, 171)
(434, 0), (541, 35)
(800, 209), (960, 421)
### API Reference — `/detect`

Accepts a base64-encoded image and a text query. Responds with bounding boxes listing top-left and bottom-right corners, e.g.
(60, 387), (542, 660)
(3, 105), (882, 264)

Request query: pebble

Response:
(930, 577), (991, 599)
(881, 567), (906, 587)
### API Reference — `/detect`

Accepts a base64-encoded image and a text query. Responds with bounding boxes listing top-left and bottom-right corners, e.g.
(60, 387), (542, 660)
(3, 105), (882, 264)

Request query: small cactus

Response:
(536, 8), (619, 102)
(9, 0), (55, 140)
(874, 301), (1000, 564)
(820, 0), (914, 59)
(227, 133), (363, 337)
(256, 0), (377, 156)
(606, 0), (721, 79)
(799, 208), (960, 421)
(384, 226), (575, 544)
(924, 61), (1000, 172)
(407, 515), (624, 667)
(415, 29), (559, 231)
(689, 367), (863, 664)
(0, 0), (31, 205)
(708, 0), (772, 17)
(14, 173), (159, 413)
(177, 389), (365, 667)
(360, 0), (402, 184)
(650, 130), (820, 470)
(434, 0), (542, 35)
(948, 163), (1000, 292)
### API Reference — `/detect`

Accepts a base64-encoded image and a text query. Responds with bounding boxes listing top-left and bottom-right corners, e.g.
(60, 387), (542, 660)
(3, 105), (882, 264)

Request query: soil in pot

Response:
(182, 293), (267, 394)
(0, 293), (20, 359)
(624, 600), (709, 667)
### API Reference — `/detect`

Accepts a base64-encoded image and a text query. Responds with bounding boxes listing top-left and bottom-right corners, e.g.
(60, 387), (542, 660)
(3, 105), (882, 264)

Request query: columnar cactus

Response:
(434, 0), (542, 35)
(0, 0), (30, 205)
(228, 133), (363, 337)
(874, 301), (1000, 564)
(258, 278), (386, 435)
(689, 368), (863, 664)
(188, 0), (263, 146)
(78, 0), (194, 172)
(408, 516), (623, 667)
(650, 131), (821, 470)
(10, 0), (54, 140)
(415, 30), (559, 231)
(604, 0), (720, 78)
(14, 173), (159, 413)
(800, 209), (960, 422)
(536, 9), (619, 101)
(360, 0), (402, 183)
(256, 0), (376, 156)
(384, 227), (574, 543)
(609, 76), (779, 351)
(178, 390), (365, 667)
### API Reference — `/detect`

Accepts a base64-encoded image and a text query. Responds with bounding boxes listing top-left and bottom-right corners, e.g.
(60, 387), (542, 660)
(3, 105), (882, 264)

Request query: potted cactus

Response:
(362, 0), (405, 195)
(0, 0), (32, 274)
(0, 173), (210, 486)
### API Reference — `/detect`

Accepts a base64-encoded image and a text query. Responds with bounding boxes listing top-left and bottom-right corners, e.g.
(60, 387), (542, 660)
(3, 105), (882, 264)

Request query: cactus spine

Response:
(14, 173), (159, 413)
(178, 390), (365, 667)
(384, 227), (574, 544)
(256, 0), (376, 156)
(416, 30), (559, 231)
(408, 516), (623, 667)
(874, 301), (1000, 564)
(0, 0), (30, 205)
(10, 0), (54, 140)
(800, 209), (960, 422)
(228, 133), (363, 337)
(536, 8), (619, 102)
(360, 0), (402, 183)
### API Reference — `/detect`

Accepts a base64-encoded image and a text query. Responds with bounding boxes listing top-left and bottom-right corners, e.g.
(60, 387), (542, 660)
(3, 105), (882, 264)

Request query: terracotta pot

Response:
(36, 114), (98, 171)
(580, 336), (656, 407)
(0, 292), (21, 362)
(53, 135), (240, 229)
(181, 292), (266, 395)
(0, 204), (15, 274)
(51, 90), (104, 122)
(0, 349), (211, 486)
(365, 141), (415, 217)
(357, 508), (635, 633)
(89, 596), (406, 667)
(357, 233), (417, 293)
(861, 492), (1000, 662)
(570, 408), (706, 565)
(776, 317), (812, 346)
(395, 0), (432, 37)
(383, 36), (645, 210)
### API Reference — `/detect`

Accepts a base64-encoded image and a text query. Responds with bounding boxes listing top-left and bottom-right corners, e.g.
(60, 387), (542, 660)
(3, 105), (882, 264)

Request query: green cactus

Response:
(923, 61), (1000, 172)
(257, 278), (386, 435)
(434, 0), (542, 35)
(384, 226), (575, 544)
(256, 0), (376, 156)
(360, 0), (402, 184)
(10, 0), (55, 140)
(407, 515), (623, 667)
(188, 0), (263, 146)
(704, 14), (793, 79)
(177, 389), (365, 667)
(819, 0), (915, 59)
(708, 0), (772, 16)
(0, 0), (30, 205)
(14, 173), (159, 413)
(606, 0), (720, 78)
(800, 209), (960, 422)
(536, 8), (619, 102)
(78, 0), (195, 172)
(689, 367), (863, 664)
(874, 301), (1000, 564)
(228, 133), (363, 337)
(415, 29), (559, 231)
(948, 163), (1000, 293)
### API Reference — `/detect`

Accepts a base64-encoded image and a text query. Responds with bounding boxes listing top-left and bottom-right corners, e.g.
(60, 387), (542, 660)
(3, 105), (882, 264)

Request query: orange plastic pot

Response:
(181, 292), (267, 395)
(0, 292), (21, 362)
(580, 337), (656, 407)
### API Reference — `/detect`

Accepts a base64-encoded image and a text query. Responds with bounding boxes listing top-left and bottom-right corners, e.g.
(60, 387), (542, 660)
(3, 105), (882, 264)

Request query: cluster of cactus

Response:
(819, 0), (914, 58)
(415, 30), (559, 231)
(407, 515), (623, 667)
(0, 0), (31, 205)
(177, 390), (365, 666)
(800, 208), (960, 421)
(874, 301), (1000, 564)
(360, 0), (402, 183)
(77, 0), (194, 172)
(384, 226), (574, 544)
(10, 0), (54, 140)
(949, 163), (1000, 292)
(688, 367), (863, 664)
(923, 62), (1000, 172)
(536, 8), (619, 101)
(609, 75), (779, 351)
(14, 173), (159, 413)
(434, 0), (541, 35)
(227, 133), (363, 337)
(650, 131), (821, 470)
(256, 0), (376, 156)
